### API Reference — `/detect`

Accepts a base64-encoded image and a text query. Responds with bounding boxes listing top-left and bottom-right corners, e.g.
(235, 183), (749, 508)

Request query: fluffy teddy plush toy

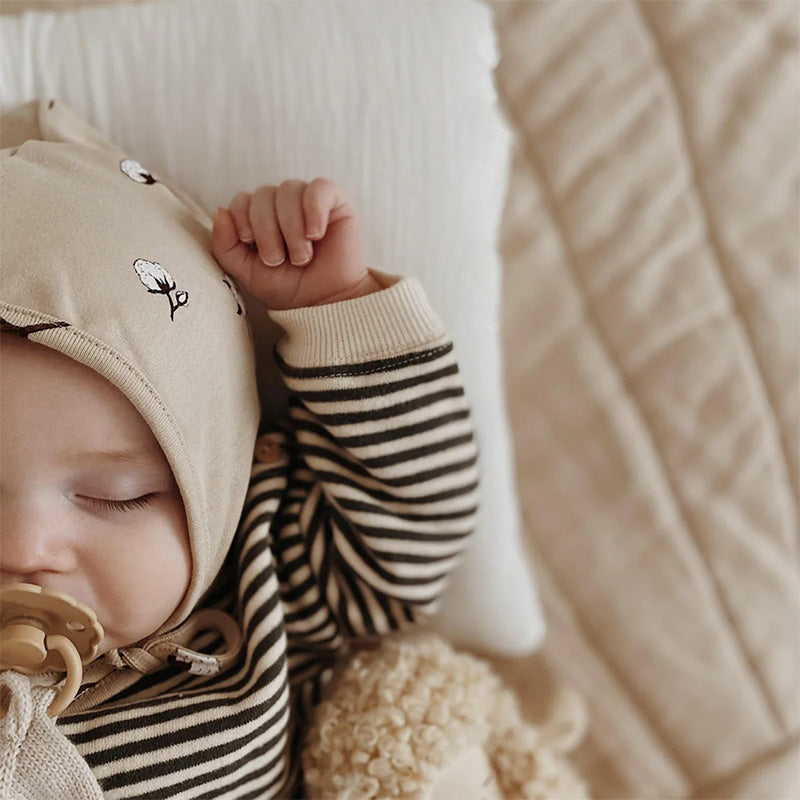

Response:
(302, 635), (589, 799)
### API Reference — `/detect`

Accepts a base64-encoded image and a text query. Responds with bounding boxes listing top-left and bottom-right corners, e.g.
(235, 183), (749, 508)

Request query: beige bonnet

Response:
(0, 100), (260, 636)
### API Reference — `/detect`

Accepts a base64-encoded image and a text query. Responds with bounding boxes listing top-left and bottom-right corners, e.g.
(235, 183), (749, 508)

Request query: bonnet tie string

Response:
(107, 608), (243, 677)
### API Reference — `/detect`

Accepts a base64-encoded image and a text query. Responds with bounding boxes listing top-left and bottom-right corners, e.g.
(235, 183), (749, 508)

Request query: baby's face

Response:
(0, 334), (191, 655)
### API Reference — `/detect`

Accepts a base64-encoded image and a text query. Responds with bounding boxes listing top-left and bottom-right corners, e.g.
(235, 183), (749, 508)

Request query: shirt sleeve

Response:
(257, 272), (480, 680)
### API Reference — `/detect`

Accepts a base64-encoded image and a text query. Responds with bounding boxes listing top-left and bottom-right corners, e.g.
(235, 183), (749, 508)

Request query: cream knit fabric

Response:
(0, 673), (103, 800)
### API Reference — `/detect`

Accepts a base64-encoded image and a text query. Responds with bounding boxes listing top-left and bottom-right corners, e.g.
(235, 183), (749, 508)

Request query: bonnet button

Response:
(255, 434), (282, 464)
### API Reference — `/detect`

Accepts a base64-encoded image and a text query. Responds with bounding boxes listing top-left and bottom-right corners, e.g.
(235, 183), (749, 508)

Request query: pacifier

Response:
(0, 583), (103, 717)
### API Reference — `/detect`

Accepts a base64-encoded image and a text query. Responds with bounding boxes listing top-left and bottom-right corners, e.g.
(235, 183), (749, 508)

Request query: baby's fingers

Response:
(275, 181), (313, 266)
(212, 207), (257, 286)
(303, 178), (347, 240)
(228, 192), (255, 243)
(250, 185), (287, 267)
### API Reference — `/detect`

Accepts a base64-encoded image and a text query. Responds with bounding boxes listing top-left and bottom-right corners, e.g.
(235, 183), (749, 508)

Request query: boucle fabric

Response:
(302, 635), (588, 799)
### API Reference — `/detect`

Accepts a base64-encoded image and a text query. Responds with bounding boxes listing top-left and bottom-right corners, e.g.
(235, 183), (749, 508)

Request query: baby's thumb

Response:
(211, 207), (250, 282)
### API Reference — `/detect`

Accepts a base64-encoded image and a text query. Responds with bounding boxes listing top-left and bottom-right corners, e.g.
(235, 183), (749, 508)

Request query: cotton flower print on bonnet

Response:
(120, 158), (156, 185)
(134, 258), (189, 321)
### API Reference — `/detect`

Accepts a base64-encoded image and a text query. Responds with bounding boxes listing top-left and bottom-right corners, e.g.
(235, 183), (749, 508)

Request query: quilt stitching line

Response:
(489, 14), (689, 786)
(634, 1), (799, 517)
(517, 509), (691, 796)
(635, 0), (793, 735)
(491, 0), (785, 770)
(688, 732), (800, 799)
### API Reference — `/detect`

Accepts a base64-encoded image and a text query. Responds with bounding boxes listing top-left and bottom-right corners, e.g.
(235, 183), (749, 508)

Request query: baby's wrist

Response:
(310, 272), (384, 306)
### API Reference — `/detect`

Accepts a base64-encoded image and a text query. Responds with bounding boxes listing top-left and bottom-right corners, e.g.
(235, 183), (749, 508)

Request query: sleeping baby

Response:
(0, 100), (479, 799)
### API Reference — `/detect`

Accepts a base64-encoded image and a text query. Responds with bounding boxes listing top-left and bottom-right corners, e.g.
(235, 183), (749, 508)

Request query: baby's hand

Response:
(212, 179), (381, 310)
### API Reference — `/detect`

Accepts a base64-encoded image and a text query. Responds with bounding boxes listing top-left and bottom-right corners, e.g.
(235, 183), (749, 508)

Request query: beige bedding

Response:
(487, 2), (799, 797)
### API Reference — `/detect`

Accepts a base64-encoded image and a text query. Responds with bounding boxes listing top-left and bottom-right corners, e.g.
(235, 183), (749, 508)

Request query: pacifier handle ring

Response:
(44, 634), (82, 718)
(0, 634), (82, 720)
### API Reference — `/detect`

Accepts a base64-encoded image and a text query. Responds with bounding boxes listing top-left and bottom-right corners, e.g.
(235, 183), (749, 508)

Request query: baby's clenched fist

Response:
(212, 179), (381, 310)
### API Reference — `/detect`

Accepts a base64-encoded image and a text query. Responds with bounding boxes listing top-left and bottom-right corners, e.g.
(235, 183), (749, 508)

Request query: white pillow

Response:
(0, 0), (544, 655)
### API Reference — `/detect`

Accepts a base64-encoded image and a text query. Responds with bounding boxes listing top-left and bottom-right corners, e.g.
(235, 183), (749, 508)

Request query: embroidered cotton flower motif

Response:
(134, 258), (176, 292)
(133, 259), (189, 321)
(120, 158), (156, 184)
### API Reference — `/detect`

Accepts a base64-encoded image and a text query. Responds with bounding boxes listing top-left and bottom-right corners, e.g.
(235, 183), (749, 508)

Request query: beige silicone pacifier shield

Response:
(0, 583), (104, 717)
(0, 583), (103, 672)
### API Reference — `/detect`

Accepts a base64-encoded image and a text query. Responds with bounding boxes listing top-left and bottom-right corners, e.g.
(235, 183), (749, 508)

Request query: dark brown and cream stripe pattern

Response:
(57, 337), (479, 800)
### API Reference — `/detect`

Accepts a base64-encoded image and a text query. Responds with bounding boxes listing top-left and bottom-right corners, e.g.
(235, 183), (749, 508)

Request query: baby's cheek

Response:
(134, 511), (191, 624)
(97, 504), (191, 649)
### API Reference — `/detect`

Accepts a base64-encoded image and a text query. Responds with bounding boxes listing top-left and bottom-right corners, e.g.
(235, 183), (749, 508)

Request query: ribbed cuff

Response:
(267, 271), (447, 367)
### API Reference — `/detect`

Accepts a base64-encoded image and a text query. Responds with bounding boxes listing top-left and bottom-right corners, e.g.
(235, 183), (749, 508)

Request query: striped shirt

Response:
(57, 333), (480, 799)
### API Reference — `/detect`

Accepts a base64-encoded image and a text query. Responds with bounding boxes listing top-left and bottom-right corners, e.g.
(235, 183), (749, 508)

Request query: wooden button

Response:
(254, 435), (282, 464)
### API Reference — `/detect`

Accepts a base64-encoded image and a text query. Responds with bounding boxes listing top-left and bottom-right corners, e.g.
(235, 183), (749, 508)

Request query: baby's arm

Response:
(215, 181), (479, 682)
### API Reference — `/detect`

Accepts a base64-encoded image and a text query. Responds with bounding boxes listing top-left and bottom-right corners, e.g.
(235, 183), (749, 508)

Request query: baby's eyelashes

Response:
(78, 493), (158, 514)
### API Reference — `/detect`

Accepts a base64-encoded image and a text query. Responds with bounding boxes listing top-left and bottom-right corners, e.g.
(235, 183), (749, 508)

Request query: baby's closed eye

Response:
(75, 493), (158, 514)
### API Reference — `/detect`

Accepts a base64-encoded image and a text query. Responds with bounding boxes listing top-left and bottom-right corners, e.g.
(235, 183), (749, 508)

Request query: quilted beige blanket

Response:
(487, 2), (799, 798)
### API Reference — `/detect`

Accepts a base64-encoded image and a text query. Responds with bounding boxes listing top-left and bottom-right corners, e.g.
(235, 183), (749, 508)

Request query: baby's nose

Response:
(0, 500), (74, 578)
